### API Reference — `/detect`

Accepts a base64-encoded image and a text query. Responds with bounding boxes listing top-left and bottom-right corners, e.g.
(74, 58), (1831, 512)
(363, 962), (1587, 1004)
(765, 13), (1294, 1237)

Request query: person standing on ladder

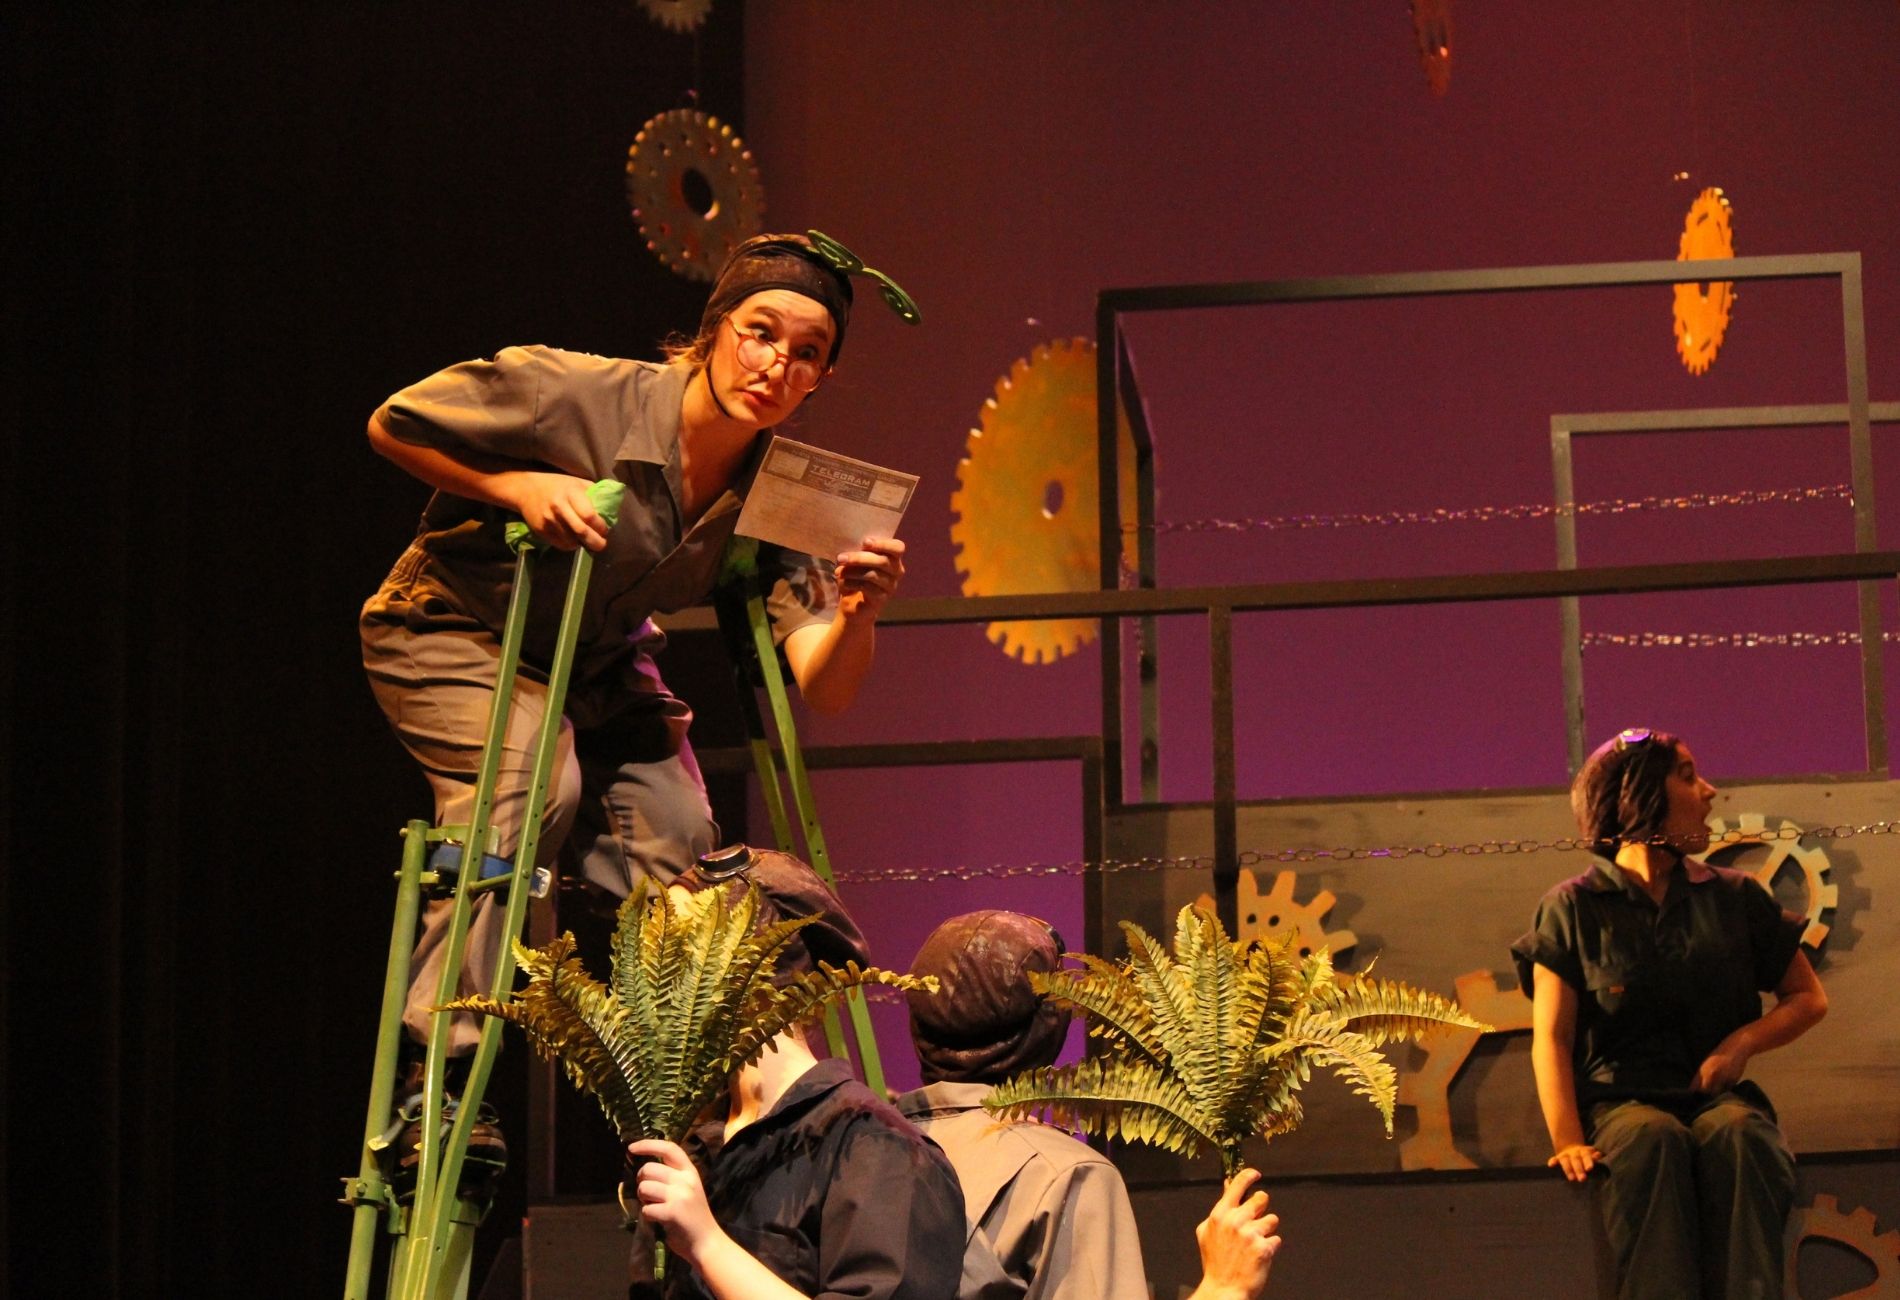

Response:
(359, 233), (913, 1131)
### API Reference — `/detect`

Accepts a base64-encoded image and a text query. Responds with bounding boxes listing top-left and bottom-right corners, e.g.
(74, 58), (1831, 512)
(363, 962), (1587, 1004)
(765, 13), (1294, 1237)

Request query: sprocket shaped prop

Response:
(1396, 970), (1534, 1171)
(1196, 868), (1358, 961)
(951, 339), (1140, 664)
(1673, 186), (1736, 375)
(625, 109), (764, 283)
(1695, 812), (1838, 949)
(1784, 1194), (1900, 1299)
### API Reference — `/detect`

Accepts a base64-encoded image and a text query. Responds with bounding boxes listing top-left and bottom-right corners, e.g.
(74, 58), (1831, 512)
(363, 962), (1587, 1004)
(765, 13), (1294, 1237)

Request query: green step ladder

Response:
(341, 490), (889, 1299)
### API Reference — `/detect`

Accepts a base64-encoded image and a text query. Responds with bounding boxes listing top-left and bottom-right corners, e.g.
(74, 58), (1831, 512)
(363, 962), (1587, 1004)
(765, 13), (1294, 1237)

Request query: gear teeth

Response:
(1701, 814), (1837, 952)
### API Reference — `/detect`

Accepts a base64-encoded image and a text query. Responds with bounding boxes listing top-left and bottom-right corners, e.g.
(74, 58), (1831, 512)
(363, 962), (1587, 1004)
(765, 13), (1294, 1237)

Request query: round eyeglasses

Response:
(726, 317), (829, 393)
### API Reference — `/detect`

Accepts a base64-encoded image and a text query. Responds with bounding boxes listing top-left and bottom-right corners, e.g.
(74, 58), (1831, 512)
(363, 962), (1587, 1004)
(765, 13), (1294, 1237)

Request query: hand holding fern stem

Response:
(984, 905), (1489, 1178)
(1188, 1167), (1281, 1300)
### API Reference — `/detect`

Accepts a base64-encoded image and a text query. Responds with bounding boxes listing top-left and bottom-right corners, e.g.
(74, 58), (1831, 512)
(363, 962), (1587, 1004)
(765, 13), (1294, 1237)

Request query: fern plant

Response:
(446, 879), (931, 1151)
(985, 904), (1488, 1176)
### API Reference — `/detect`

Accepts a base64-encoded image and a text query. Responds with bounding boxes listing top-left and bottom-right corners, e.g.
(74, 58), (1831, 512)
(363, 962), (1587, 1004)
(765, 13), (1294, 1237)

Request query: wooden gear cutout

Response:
(950, 339), (1141, 664)
(1696, 813), (1839, 948)
(1784, 1195), (1900, 1299)
(625, 109), (764, 283)
(1673, 186), (1736, 375)
(1195, 868), (1358, 960)
(1395, 970), (1533, 1171)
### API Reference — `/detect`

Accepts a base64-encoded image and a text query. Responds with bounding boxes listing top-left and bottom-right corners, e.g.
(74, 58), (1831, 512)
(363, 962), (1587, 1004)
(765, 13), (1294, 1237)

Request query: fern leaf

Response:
(985, 1056), (1221, 1162)
(1119, 921), (1198, 1065)
(1027, 954), (1165, 1066)
(1309, 974), (1487, 1046)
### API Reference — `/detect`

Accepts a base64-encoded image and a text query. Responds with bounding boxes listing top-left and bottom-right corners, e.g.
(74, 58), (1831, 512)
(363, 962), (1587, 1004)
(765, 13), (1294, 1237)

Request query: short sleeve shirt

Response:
(658, 1059), (966, 1300)
(1510, 857), (1805, 1109)
(371, 345), (836, 692)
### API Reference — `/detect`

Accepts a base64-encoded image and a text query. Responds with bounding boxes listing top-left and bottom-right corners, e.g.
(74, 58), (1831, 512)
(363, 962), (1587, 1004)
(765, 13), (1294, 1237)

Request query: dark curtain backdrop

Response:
(4, 6), (744, 1296)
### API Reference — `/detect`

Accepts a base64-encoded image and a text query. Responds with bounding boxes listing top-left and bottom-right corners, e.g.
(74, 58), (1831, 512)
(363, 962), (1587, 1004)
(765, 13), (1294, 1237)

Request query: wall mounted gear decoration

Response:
(1196, 868), (1358, 960)
(625, 109), (764, 283)
(1673, 186), (1736, 375)
(636, 0), (712, 34)
(1696, 813), (1838, 948)
(1784, 1195), (1900, 1299)
(950, 338), (1140, 664)
(1409, 0), (1452, 96)
(1395, 970), (1534, 1171)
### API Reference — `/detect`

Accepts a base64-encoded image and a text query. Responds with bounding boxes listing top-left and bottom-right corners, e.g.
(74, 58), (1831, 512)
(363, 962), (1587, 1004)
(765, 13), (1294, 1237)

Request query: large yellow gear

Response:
(1673, 186), (1736, 375)
(1785, 1194), (1900, 1298)
(1696, 812), (1838, 948)
(950, 339), (1141, 664)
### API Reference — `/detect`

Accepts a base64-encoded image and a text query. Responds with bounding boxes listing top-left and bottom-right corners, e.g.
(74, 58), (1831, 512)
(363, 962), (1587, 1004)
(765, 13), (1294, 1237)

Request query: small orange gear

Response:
(950, 339), (1141, 664)
(1696, 813), (1838, 948)
(625, 110), (764, 283)
(1196, 868), (1358, 960)
(1784, 1194), (1900, 1299)
(1673, 186), (1736, 375)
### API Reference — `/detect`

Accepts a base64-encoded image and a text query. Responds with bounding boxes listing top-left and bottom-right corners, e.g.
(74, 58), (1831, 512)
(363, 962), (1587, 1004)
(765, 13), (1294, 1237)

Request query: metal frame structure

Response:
(651, 255), (1888, 942)
(1551, 400), (1900, 773)
(1091, 252), (1883, 929)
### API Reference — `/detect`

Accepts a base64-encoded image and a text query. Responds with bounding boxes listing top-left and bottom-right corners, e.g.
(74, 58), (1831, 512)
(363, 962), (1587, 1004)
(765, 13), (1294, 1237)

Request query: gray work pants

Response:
(1588, 1091), (1796, 1300)
(362, 604), (716, 1052)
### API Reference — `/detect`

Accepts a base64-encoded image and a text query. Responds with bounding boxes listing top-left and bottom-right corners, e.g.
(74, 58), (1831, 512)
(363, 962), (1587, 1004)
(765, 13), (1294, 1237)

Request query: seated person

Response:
(1512, 727), (1827, 1299)
(628, 848), (965, 1300)
(897, 909), (1282, 1300)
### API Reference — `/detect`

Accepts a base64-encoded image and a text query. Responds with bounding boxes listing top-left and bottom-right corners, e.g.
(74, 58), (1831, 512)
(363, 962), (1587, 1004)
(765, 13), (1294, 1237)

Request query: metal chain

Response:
(1584, 629), (1900, 649)
(1131, 483), (1851, 536)
(831, 820), (1900, 884)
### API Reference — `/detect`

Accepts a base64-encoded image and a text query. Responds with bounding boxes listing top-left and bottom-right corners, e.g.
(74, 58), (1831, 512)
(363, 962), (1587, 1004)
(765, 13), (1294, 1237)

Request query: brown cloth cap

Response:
(675, 845), (869, 979)
(699, 233), (853, 365)
(907, 910), (1072, 1085)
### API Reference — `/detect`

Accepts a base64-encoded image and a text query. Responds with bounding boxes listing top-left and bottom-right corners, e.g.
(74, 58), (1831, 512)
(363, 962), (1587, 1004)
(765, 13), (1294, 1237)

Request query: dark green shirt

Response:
(1512, 856), (1805, 1111)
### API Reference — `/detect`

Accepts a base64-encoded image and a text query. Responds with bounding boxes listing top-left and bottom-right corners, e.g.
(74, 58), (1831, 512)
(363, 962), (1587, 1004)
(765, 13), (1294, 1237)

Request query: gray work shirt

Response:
(372, 346), (835, 715)
(896, 1081), (1149, 1300)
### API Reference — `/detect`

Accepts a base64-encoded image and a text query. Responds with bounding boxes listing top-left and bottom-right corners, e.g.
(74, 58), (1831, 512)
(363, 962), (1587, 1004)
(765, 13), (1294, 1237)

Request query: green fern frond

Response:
(1120, 921), (1197, 1066)
(447, 878), (894, 1151)
(986, 1056), (1222, 1164)
(1308, 973), (1487, 1046)
(1000, 903), (1474, 1174)
(1027, 953), (1166, 1066)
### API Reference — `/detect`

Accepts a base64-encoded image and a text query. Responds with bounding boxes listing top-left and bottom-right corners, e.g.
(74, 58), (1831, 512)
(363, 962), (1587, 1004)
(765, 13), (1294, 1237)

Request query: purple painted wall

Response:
(734, 3), (1900, 1093)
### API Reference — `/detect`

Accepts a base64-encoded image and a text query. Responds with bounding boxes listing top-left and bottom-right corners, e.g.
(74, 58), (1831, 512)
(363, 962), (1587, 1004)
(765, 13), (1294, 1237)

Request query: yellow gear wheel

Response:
(1196, 868), (1358, 960)
(950, 339), (1141, 664)
(1785, 1194), (1900, 1299)
(1697, 813), (1838, 948)
(625, 110), (764, 283)
(1673, 186), (1736, 375)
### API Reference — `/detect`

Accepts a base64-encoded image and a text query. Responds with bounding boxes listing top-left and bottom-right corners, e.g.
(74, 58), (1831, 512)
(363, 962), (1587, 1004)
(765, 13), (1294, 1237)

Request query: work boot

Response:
(378, 1055), (509, 1201)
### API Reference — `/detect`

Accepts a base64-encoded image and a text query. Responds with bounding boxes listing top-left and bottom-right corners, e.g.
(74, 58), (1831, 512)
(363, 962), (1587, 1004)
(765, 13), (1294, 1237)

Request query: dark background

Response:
(6, 3), (1899, 1297)
(4, 6), (746, 1295)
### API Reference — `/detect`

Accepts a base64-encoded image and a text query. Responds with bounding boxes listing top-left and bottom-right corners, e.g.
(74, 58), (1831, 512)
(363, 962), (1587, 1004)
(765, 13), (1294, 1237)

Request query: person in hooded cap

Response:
(360, 233), (913, 1068)
(627, 846), (964, 1300)
(897, 910), (1282, 1300)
